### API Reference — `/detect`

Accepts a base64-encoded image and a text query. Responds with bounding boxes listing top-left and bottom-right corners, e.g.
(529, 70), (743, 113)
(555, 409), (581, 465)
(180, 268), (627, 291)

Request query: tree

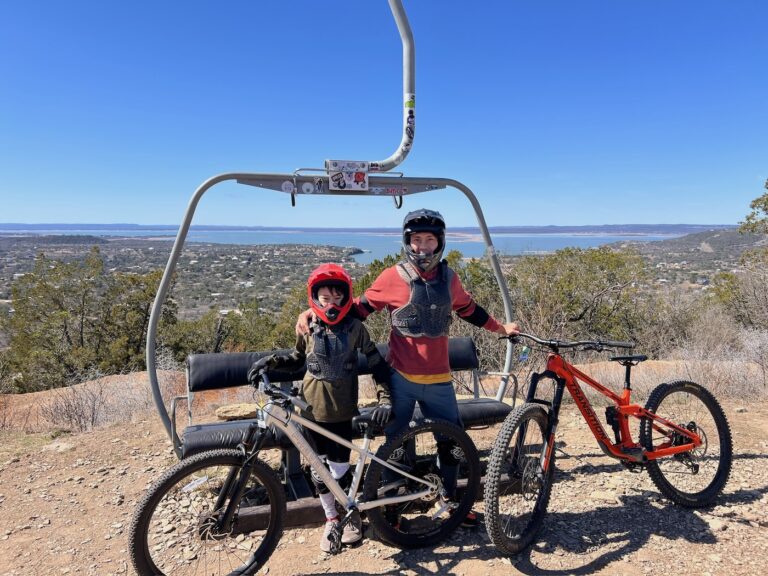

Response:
(160, 309), (230, 362)
(507, 247), (648, 342)
(725, 182), (768, 329)
(3, 249), (177, 392)
(268, 283), (312, 349)
(4, 249), (106, 391)
(225, 297), (277, 352)
(738, 179), (768, 235)
(711, 250), (768, 330)
(99, 270), (177, 372)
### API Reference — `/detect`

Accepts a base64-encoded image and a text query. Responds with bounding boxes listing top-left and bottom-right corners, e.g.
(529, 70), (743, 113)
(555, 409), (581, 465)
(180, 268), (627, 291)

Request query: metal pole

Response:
(369, 0), (416, 172)
(146, 172), (245, 452)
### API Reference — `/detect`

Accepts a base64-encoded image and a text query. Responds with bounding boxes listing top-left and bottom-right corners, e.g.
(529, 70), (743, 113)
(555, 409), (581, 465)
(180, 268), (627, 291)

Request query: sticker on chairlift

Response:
(301, 182), (315, 194)
(370, 186), (408, 196)
(327, 160), (369, 191)
(281, 180), (295, 194)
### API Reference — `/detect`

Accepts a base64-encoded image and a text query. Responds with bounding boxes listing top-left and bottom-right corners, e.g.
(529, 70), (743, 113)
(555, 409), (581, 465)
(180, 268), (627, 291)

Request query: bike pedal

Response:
(431, 500), (451, 521)
(621, 460), (645, 473)
(329, 529), (343, 555)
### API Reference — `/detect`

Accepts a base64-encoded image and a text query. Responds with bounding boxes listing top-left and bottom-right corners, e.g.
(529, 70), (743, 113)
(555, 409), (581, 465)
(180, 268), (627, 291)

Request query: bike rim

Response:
(143, 461), (274, 575)
(497, 415), (549, 540)
(648, 389), (724, 496)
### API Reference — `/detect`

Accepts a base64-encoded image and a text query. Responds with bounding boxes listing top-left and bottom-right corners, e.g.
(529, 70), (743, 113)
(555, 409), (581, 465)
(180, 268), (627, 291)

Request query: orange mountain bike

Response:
(484, 333), (733, 555)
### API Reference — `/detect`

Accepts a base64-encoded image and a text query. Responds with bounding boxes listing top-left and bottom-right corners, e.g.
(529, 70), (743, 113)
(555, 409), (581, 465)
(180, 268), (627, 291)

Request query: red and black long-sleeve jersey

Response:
(354, 263), (501, 384)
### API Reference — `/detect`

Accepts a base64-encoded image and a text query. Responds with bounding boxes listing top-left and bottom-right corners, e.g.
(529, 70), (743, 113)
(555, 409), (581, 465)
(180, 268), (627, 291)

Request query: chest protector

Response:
(391, 261), (454, 338)
(306, 322), (358, 381)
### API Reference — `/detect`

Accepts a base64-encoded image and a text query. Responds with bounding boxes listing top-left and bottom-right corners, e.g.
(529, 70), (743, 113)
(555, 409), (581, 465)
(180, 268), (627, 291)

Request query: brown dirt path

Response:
(0, 398), (766, 576)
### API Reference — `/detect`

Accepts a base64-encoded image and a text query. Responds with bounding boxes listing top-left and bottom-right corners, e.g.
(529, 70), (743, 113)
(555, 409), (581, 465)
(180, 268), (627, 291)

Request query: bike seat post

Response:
(623, 363), (633, 390)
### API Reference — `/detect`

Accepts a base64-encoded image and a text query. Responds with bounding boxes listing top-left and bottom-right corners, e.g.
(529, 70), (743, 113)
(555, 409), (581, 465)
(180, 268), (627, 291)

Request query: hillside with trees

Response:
(1, 188), (767, 398)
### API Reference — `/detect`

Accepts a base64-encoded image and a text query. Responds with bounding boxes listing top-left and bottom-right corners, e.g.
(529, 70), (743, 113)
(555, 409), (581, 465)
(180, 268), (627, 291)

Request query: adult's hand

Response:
(295, 308), (314, 335)
(497, 322), (521, 336)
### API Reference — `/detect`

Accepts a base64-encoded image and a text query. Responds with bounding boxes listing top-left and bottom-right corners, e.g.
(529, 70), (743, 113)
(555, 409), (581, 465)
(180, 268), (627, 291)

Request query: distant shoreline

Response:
(0, 223), (735, 236)
(0, 224), (740, 265)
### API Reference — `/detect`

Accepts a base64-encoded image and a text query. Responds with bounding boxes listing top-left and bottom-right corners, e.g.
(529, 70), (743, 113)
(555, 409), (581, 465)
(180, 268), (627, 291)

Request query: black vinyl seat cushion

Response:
(181, 397), (512, 459)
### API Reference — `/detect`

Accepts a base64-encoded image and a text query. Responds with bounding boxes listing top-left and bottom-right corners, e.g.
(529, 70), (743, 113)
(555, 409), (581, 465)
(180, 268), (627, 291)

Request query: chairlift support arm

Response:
(369, 0), (416, 172)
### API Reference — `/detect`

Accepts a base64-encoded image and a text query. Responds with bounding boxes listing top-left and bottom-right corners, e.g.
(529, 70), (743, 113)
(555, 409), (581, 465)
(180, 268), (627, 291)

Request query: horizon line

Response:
(0, 222), (737, 230)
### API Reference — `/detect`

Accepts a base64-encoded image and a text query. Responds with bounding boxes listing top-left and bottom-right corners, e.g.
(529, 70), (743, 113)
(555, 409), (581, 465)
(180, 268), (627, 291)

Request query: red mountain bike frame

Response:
(531, 353), (704, 471)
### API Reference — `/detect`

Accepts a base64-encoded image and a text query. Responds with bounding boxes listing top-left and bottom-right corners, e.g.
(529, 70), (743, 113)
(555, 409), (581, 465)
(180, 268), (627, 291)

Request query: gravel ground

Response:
(0, 397), (766, 576)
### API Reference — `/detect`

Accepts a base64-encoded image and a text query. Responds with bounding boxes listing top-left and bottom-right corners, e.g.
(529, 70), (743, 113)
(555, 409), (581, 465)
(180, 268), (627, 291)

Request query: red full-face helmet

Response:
(307, 263), (353, 325)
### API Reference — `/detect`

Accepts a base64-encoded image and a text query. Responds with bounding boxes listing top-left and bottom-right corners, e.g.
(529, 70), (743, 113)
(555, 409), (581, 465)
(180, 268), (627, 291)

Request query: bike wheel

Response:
(130, 449), (286, 576)
(640, 380), (732, 507)
(363, 419), (480, 549)
(484, 403), (554, 555)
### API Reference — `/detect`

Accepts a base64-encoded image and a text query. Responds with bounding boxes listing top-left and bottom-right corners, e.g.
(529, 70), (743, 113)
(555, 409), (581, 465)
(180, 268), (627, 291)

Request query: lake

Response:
(0, 227), (677, 264)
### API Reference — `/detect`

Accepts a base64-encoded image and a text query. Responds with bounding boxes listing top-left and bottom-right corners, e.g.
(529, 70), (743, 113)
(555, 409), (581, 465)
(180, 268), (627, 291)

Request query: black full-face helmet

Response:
(402, 208), (446, 273)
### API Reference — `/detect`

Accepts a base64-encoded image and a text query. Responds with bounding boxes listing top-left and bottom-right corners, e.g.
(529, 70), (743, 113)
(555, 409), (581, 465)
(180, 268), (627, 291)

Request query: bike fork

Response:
(214, 428), (268, 534)
(525, 371), (566, 474)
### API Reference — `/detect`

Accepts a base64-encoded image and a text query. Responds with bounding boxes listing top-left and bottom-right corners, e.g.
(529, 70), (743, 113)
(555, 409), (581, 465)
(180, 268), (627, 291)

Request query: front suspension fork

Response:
(522, 371), (566, 474)
(214, 425), (268, 533)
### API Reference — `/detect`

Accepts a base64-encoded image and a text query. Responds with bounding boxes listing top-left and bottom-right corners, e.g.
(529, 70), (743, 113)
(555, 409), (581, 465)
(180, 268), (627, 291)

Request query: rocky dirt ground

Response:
(1, 391), (766, 576)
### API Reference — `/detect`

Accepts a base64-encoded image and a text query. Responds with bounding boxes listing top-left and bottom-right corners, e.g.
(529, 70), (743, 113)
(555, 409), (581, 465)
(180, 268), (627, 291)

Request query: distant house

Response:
(219, 309), (243, 316)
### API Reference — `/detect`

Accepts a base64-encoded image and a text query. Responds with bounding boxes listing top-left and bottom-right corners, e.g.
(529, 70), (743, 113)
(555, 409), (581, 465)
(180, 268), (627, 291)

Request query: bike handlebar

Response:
(255, 372), (312, 413)
(504, 332), (635, 351)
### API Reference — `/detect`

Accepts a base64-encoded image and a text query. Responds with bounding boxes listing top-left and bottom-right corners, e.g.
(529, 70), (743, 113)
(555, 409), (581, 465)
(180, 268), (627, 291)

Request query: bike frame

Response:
(258, 401), (438, 514)
(530, 352), (704, 471)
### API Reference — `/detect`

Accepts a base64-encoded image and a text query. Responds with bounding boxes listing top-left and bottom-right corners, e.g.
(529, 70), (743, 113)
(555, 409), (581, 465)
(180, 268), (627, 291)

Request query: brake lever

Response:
(580, 343), (603, 352)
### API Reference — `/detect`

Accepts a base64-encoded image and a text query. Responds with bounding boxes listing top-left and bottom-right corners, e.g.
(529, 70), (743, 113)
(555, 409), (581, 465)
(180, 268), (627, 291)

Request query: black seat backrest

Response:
(187, 336), (479, 393)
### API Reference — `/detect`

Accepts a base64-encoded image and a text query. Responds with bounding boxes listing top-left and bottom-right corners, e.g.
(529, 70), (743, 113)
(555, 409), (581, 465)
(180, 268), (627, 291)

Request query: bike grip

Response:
(601, 340), (635, 349)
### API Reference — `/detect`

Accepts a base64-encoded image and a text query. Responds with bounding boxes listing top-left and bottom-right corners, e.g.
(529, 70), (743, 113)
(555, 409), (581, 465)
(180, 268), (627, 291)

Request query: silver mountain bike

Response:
(130, 371), (480, 575)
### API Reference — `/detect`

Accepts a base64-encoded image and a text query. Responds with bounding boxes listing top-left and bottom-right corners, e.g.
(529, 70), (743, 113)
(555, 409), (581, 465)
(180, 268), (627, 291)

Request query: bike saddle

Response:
(609, 354), (648, 365)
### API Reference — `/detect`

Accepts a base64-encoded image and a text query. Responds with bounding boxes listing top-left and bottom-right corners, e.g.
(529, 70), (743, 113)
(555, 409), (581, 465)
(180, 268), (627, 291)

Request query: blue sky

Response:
(1, 1), (765, 228)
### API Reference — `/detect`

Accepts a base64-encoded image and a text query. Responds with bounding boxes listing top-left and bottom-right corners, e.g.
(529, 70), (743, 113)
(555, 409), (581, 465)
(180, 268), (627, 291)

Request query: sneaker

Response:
(459, 509), (480, 528)
(320, 518), (340, 553)
(341, 510), (363, 545)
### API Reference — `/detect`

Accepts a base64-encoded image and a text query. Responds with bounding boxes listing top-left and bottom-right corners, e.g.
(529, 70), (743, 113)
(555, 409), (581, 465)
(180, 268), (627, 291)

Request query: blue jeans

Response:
(385, 370), (461, 440)
(384, 370), (462, 498)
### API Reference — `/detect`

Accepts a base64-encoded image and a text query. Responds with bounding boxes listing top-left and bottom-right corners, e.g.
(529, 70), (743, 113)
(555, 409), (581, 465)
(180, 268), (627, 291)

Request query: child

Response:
(249, 263), (392, 552)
